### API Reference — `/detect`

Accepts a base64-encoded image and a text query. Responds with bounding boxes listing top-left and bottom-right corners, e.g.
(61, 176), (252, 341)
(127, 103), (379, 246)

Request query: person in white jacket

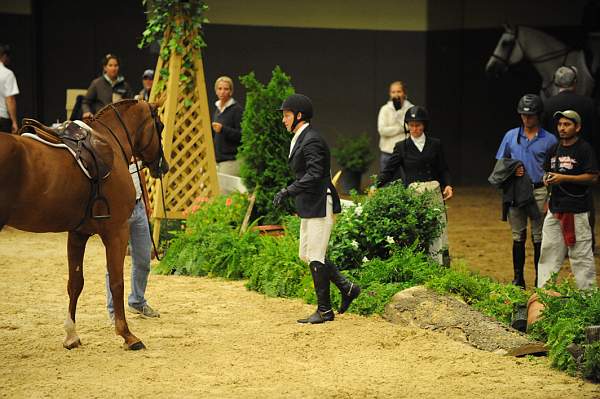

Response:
(377, 81), (413, 171)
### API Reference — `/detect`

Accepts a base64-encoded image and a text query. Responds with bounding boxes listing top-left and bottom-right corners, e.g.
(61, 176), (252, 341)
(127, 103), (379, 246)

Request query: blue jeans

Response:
(380, 152), (393, 172)
(106, 200), (152, 314)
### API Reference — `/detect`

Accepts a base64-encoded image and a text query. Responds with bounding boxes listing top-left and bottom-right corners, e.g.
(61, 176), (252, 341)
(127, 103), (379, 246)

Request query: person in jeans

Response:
(106, 161), (159, 322)
(495, 94), (557, 288)
(538, 110), (598, 289)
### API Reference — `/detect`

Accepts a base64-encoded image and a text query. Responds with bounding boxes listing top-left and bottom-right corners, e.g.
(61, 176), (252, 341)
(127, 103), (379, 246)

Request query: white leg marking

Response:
(63, 314), (81, 349)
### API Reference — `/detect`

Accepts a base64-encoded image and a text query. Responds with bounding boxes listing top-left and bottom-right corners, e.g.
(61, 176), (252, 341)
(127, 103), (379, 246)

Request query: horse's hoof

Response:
(128, 341), (146, 351)
(63, 338), (82, 350)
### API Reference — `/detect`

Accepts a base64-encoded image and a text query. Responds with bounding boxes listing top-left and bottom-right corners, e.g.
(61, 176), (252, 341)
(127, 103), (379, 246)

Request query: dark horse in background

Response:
(486, 25), (597, 101)
(0, 99), (168, 350)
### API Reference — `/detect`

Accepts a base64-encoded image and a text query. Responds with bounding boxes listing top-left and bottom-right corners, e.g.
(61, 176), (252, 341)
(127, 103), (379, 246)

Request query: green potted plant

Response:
(332, 133), (374, 193)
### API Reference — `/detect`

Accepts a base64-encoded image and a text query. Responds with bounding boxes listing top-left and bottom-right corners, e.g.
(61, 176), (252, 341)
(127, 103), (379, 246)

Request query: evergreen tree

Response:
(239, 66), (295, 224)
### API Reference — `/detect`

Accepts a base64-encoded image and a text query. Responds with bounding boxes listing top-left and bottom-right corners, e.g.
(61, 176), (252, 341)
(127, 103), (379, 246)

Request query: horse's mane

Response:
(518, 26), (566, 50)
(94, 99), (140, 120)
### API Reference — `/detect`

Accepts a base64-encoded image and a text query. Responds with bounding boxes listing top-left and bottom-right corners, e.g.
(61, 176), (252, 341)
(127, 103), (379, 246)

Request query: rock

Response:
(384, 286), (547, 356)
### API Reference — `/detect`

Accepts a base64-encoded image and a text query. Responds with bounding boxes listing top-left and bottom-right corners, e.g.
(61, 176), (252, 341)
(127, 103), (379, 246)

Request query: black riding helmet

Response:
(277, 94), (314, 131)
(405, 105), (429, 123)
(517, 94), (543, 115)
(404, 105), (429, 133)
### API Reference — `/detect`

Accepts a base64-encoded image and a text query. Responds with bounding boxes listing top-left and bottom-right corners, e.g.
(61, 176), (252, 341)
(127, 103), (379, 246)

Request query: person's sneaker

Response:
(128, 304), (160, 318)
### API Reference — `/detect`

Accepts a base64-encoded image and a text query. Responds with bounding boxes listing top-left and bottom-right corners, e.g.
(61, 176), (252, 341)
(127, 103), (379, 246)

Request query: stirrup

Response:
(91, 196), (111, 220)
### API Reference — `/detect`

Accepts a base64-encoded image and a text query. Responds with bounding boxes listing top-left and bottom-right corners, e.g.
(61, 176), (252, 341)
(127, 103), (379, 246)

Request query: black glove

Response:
(272, 188), (289, 208)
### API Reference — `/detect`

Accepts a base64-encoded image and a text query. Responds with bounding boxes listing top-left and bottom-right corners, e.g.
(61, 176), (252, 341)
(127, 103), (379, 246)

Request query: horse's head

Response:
(135, 102), (169, 178)
(485, 24), (523, 78)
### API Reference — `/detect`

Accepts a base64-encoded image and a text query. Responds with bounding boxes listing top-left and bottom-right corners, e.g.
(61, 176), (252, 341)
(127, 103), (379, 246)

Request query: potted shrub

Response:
(332, 133), (374, 193)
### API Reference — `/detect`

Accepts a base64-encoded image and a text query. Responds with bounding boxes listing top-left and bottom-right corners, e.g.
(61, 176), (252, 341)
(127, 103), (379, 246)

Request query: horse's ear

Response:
(503, 23), (516, 33)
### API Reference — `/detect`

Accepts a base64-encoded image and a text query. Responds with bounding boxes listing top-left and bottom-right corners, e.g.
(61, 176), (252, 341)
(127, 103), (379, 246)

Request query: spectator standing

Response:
(135, 69), (154, 101)
(106, 160), (160, 323)
(543, 66), (597, 150)
(82, 54), (133, 118)
(0, 44), (19, 133)
(538, 110), (598, 289)
(493, 94), (557, 288)
(212, 76), (243, 176)
(377, 81), (413, 171)
(542, 66), (599, 250)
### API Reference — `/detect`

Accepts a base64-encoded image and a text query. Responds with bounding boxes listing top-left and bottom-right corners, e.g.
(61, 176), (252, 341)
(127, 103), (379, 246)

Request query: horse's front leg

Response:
(63, 231), (90, 349)
(101, 224), (145, 350)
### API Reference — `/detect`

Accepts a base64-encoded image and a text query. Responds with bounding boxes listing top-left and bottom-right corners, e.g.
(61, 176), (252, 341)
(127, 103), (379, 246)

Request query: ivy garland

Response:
(138, 0), (209, 106)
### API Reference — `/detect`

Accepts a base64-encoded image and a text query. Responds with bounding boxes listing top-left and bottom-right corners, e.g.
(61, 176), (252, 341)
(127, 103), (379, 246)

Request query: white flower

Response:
(351, 240), (359, 249)
(354, 205), (363, 216)
(362, 256), (369, 263)
(386, 236), (395, 244)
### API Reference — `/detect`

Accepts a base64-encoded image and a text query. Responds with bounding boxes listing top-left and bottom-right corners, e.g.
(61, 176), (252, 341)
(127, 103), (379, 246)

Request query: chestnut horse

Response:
(0, 99), (168, 350)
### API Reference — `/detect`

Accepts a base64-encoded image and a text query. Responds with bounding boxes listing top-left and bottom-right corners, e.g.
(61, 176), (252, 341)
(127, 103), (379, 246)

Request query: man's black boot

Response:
(512, 240), (526, 289)
(325, 260), (361, 314)
(533, 242), (541, 288)
(298, 261), (334, 324)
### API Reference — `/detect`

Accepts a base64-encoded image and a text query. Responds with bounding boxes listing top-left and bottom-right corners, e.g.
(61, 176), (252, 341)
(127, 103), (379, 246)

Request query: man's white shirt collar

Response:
(289, 123), (310, 157)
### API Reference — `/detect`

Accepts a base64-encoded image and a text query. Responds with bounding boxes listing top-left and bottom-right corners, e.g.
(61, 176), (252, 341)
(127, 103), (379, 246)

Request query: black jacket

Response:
(543, 90), (597, 151)
(377, 135), (451, 188)
(212, 101), (243, 162)
(287, 125), (342, 218)
(488, 158), (541, 221)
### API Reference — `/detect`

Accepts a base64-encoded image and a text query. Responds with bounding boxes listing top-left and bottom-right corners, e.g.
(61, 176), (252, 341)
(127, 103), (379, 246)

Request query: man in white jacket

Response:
(377, 81), (413, 171)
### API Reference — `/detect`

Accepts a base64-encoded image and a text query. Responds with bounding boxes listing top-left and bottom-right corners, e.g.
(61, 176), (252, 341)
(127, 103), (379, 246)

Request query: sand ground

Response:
(0, 186), (599, 398)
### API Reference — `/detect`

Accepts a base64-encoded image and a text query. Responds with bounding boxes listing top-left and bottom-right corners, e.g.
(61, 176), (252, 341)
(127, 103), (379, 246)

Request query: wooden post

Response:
(146, 20), (220, 245)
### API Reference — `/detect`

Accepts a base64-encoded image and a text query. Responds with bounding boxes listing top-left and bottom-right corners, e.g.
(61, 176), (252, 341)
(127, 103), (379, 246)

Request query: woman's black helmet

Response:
(404, 105), (429, 133)
(404, 105), (429, 123)
(517, 94), (543, 115)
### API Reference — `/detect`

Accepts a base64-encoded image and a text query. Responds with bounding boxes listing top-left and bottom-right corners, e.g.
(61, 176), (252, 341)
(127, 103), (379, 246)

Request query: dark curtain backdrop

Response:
(0, 0), (586, 183)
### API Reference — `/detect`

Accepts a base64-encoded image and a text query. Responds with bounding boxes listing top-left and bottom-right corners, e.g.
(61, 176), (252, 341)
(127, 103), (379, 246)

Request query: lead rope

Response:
(133, 161), (165, 262)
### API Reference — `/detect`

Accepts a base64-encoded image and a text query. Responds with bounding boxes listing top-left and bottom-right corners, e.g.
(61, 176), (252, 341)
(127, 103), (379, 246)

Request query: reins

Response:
(493, 27), (572, 66)
(91, 102), (168, 261)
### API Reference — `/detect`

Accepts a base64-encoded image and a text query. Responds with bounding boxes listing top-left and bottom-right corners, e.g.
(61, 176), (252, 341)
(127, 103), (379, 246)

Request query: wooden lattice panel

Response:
(145, 31), (219, 242)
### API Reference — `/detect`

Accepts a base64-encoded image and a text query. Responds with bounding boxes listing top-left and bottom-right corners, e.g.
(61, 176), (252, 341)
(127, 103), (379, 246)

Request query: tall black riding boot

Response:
(533, 242), (541, 288)
(325, 260), (361, 314)
(298, 261), (334, 324)
(512, 241), (526, 289)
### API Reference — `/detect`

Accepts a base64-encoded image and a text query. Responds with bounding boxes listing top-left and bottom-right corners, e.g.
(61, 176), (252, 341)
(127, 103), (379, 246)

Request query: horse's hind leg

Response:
(102, 226), (145, 350)
(63, 231), (89, 349)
